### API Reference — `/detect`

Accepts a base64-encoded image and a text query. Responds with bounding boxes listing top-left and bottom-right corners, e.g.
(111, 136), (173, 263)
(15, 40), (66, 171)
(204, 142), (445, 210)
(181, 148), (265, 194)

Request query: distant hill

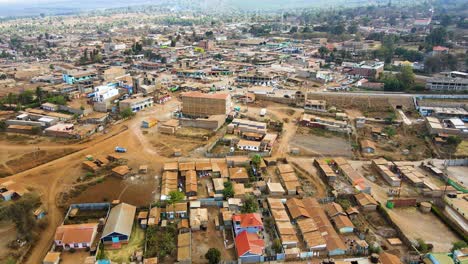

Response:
(0, 0), (384, 17)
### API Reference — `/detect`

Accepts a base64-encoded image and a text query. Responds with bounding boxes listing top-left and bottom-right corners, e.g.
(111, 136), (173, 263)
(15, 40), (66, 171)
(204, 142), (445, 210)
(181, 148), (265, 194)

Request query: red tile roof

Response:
(235, 231), (265, 257)
(232, 213), (263, 228)
(55, 223), (98, 244)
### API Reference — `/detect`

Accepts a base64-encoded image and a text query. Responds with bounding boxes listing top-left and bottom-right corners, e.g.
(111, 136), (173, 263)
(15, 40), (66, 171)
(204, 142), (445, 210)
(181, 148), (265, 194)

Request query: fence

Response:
(444, 159), (468, 166)
(198, 198), (224, 207)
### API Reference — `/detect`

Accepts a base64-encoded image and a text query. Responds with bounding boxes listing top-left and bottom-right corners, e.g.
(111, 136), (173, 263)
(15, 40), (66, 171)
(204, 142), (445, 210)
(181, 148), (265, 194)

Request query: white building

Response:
(91, 84), (119, 102)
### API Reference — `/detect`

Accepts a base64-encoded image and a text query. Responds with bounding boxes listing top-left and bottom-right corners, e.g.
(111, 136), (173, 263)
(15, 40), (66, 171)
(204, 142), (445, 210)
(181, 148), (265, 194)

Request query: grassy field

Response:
(455, 140), (468, 157)
(104, 224), (145, 263)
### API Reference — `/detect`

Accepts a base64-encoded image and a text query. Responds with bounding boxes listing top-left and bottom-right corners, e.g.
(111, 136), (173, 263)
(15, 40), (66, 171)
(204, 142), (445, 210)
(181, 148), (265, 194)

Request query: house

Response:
(267, 182), (285, 196)
(112, 165), (131, 178)
(43, 252), (61, 264)
(185, 170), (198, 197)
(229, 167), (249, 183)
(346, 207), (360, 220)
(41, 102), (59, 112)
(355, 193), (378, 211)
(166, 202), (188, 219)
(331, 214), (355, 233)
(213, 178), (225, 194)
(34, 207), (46, 220)
(361, 139), (376, 154)
(119, 94), (154, 113)
(54, 223), (99, 250)
(232, 213), (263, 235)
(286, 198), (310, 220)
(237, 139), (261, 152)
(297, 218), (327, 252)
(190, 208), (208, 231)
(148, 207), (161, 226)
(324, 202), (346, 218)
(235, 231), (265, 263)
(101, 203), (137, 246)
(431, 46), (450, 56)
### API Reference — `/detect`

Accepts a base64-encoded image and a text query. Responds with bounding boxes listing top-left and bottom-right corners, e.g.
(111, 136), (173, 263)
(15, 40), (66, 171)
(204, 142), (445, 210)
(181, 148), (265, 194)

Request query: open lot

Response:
(289, 133), (352, 157)
(60, 250), (90, 264)
(69, 175), (157, 207)
(389, 207), (459, 252)
(191, 207), (235, 263)
(446, 166), (468, 188)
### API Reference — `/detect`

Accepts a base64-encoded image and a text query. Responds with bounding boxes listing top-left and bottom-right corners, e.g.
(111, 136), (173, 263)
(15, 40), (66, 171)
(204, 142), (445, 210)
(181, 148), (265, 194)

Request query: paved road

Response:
(307, 91), (468, 99)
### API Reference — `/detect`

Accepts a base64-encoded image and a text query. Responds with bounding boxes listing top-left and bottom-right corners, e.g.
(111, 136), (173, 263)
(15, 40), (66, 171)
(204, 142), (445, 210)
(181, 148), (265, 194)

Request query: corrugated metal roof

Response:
(102, 203), (136, 239)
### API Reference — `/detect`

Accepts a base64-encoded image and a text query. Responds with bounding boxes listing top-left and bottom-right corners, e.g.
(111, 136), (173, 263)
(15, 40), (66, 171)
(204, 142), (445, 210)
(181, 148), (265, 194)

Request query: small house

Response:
(232, 213), (263, 235)
(190, 208), (208, 231)
(360, 139), (376, 154)
(331, 214), (355, 233)
(229, 167), (249, 183)
(355, 193), (378, 211)
(54, 223), (99, 250)
(112, 165), (131, 178)
(267, 182), (285, 196)
(235, 231), (265, 263)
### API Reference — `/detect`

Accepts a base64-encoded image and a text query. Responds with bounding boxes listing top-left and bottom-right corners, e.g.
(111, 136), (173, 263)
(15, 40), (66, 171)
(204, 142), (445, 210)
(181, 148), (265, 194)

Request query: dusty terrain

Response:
(290, 130), (352, 157)
(191, 207), (235, 263)
(390, 207), (459, 252)
(0, 99), (180, 264)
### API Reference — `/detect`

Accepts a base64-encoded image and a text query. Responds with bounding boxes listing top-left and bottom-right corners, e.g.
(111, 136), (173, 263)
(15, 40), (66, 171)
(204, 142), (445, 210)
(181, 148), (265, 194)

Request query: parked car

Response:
(115, 146), (127, 153)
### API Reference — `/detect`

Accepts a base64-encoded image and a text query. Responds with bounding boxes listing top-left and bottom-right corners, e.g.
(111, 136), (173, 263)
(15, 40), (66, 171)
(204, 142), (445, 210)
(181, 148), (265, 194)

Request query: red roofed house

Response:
(54, 223), (99, 250)
(232, 213), (263, 235)
(235, 230), (265, 263)
(432, 46), (450, 56)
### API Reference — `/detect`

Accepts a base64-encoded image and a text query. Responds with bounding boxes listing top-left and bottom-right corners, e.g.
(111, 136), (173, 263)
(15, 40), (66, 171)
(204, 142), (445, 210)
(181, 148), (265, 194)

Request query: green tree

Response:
(425, 27), (448, 47)
(318, 46), (329, 58)
(416, 238), (430, 253)
(447, 136), (462, 146)
(451, 241), (468, 252)
(120, 108), (135, 119)
(35, 87), (44, 104)
(272, 239), (283, 253)
(168, 190), (184, 205)
(18, 90), (34, 105)
(96, 243), (107, 260)
(222, 182), (234, 199)
(397, 65), (415, 90)
(241, 195), (258, 213)
(384, 126), (396, 137)
(145, 225), (177, 259)
(251, 154), (261, 170)
(205, 248), (221, 264)
(0, 193), (41, 241)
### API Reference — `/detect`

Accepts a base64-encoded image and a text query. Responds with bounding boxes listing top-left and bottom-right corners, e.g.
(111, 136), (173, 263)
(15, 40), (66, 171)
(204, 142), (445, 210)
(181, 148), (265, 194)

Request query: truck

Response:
(260, 108), (267, 117)
(115, 146), (127, 153)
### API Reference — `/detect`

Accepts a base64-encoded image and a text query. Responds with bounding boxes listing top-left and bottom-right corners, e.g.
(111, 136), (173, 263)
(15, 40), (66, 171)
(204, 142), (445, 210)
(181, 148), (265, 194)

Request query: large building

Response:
(425, 77), (468, 92)
(181, 92), (231, 118)
(62, 70), (97, 85)
(119, 94), (154, 112)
